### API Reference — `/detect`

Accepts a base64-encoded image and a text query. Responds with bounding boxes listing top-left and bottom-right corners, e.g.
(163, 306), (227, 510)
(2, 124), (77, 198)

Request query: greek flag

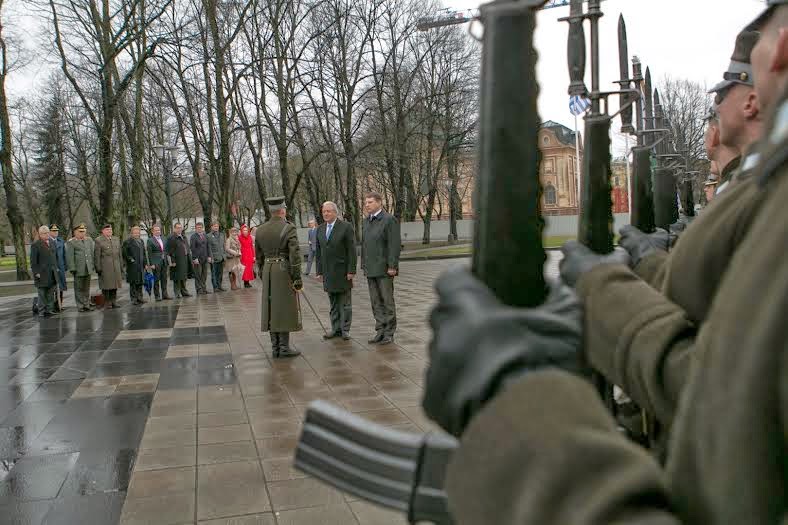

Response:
(569, 95), (591, 116)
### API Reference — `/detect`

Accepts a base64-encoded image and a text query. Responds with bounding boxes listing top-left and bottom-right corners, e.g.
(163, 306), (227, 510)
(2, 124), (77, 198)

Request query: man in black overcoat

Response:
(166, 222), (192, 298)
(315, 201), (356, 340)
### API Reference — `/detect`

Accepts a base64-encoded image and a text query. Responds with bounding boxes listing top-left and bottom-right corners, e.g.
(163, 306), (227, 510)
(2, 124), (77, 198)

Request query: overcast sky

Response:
(446, 0), (765, 154)
(6, 0), (766, 156)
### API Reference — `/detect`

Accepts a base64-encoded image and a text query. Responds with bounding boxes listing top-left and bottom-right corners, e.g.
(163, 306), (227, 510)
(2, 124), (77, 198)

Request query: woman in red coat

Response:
(238, 224), (256, 288)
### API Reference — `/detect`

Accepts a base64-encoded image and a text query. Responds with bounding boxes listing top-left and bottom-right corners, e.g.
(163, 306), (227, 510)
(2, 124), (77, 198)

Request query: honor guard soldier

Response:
(255, 196), (302, 358)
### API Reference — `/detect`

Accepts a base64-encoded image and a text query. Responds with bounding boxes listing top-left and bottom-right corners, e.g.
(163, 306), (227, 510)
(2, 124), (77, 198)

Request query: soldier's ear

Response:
(743, 90), (760, 120)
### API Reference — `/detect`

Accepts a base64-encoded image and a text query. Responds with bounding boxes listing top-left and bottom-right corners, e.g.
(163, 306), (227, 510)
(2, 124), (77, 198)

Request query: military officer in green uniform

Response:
(65, 223), (95, 311)
(255, 196), (302, 358)
(94, 224), (124, 309)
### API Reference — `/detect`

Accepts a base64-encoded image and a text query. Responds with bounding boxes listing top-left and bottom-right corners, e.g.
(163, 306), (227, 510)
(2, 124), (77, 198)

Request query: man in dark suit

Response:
(315, 201), (356, 340)
(31, 225), (59, 317)
(166, 222), (192, 298)
(361, 192), (401, 345)
(147, 225), (170, 301)
(190, 222), (210, 295)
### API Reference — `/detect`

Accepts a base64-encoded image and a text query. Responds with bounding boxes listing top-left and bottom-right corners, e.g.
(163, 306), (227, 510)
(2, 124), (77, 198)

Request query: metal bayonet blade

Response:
(617, 15), (634, 134)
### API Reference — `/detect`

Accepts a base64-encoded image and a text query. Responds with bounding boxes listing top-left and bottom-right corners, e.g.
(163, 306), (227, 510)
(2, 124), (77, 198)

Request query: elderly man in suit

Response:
(315, 201), (356, 340)
(31, 225), (59, 317)
(147, 225), (170, 301)
(66, 223), (95, 311)
(361, 192), (401, 345)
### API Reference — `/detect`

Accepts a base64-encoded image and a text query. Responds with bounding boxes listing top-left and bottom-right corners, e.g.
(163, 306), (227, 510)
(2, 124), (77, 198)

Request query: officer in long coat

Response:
(65, 223), (95, 311)
(166, 222), (192, 298)
(94, 224), (124, 309)
(30, 225), (58, 317)
(315, 201), (356, 340)
(122, 226), (146, 305)
(48, 224), (67, 310)
(255, 196), (302, 358)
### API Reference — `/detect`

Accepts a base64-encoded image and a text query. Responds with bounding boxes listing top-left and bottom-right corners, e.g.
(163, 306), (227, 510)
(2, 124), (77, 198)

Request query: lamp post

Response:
(153, 144), (179, 234)
(444, 179), (458, 244)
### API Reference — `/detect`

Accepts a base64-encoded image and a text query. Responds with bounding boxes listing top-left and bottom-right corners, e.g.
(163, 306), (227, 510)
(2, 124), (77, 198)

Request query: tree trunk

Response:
(0, 7), (30, 280)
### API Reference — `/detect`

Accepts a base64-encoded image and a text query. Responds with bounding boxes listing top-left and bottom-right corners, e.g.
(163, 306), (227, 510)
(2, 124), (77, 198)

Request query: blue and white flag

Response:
(569, 95), (591, 116)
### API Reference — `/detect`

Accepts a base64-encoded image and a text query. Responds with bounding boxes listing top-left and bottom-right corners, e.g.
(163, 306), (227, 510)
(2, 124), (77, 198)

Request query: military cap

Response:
(101, 223), (112, 230)
(266, 196), (287, 211)
(748, 0), (788, 30)
(49, 224), (59, 232)
(704, 174), (719, 187)
(76, 223), (87, 231)
(708, 30), (759, 94)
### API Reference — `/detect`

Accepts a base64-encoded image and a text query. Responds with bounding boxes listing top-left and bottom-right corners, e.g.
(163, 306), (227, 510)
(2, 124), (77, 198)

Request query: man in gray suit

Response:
(315, 202), (356, 340)
(361, 192), (401, 345)
(208, 221), (226, 292)
(190, 222), (210, 295)
(305, 219), (317, 275)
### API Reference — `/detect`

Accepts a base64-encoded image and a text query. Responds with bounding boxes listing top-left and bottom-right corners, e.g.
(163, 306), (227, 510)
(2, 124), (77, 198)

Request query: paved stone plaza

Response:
(0, 255), (559, 524)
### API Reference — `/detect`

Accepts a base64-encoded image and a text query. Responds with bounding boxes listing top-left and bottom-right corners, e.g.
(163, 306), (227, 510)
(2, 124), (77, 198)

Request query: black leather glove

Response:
(422, 268), (584, 437)
(618, 225), (670, 267)
(559, 241), (630, 288)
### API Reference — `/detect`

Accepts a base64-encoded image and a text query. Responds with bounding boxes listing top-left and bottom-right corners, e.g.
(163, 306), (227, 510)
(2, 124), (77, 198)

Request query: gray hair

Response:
(322, 201), (339, 214)
(38, 225), (50, 234)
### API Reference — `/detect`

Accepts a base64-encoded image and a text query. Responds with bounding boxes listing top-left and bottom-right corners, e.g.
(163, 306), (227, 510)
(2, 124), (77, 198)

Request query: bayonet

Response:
(617, 15), (634, 134)
(644, 67), (654, 133)
(629, 56), (656, 232)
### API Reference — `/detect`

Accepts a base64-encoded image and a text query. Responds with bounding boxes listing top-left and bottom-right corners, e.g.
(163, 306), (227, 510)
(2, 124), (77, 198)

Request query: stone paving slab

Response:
(0, 255), (561, 524)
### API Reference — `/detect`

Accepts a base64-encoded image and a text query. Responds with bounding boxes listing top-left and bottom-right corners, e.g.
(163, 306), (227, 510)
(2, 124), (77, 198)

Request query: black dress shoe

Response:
(322, 332), (341, 340)
(378, 336), (394, 345)
(182, 292), (192, 297)
(341, 333), (351, 341)
(368, 333), (384, 344)
(278, 348), (301, 358)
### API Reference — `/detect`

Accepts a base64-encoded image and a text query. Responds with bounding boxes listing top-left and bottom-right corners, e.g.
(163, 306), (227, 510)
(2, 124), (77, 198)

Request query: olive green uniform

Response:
(65, 236), (95, 310)
(255, 216), (302, 353)
(444, 101), (788, 525)
(94, 235), (124, 307)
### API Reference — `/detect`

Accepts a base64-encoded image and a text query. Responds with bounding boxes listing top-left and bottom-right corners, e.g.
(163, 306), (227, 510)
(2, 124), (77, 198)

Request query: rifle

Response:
(294, 1), (552, 522)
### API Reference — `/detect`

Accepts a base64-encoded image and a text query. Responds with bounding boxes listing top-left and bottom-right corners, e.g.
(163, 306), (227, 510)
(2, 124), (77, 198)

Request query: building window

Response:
(544, 184), (557, 206)
(543, 136), (549, 145)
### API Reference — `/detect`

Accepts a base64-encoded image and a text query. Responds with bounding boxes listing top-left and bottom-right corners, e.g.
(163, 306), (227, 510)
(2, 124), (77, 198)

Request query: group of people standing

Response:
(30, 220), (262, 316)
(259, 192), (401, 358)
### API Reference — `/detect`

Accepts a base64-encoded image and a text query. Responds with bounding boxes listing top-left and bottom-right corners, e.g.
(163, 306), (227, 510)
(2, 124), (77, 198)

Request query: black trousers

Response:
(328, 290), (352, 335)
(172, 280), (188, 297)
(153, 263), (169, 299)
(102, 289), (118, 306)
(37, 284), (56, 314)
(193, 262), (208, 293)
(129, 284), (144, 303)
(211, 260), (224, 290)
(368, 276), (397, 337)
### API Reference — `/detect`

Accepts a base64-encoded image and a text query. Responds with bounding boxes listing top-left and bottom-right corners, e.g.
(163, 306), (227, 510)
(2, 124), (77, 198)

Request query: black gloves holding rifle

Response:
(559, 241), (631, 288)
(617, 225), (671, 267)
(422, 268), (584, 437)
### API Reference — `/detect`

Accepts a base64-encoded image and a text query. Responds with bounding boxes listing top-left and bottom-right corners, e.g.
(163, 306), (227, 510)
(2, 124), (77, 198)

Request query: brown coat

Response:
(256, 216), (302, 333)
(579, 173), (768, 427)
(94, 235), (123, 290)
(444, 127), (788, 525)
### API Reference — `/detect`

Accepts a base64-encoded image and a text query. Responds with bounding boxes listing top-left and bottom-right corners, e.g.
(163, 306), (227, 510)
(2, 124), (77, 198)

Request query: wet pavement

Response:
(0, 255), (559, 524)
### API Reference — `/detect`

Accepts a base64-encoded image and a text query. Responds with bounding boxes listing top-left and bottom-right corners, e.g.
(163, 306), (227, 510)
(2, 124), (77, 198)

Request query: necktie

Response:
(326, 223), (333, 239)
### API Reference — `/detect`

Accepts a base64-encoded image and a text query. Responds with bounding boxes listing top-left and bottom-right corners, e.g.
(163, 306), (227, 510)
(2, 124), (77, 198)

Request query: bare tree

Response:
(0, 0), (31, 279)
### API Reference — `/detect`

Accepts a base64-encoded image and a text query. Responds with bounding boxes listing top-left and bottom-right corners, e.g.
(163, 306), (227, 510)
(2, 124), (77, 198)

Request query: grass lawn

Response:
(402, 236), (578, 259)
(0, 257), (19, 268)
